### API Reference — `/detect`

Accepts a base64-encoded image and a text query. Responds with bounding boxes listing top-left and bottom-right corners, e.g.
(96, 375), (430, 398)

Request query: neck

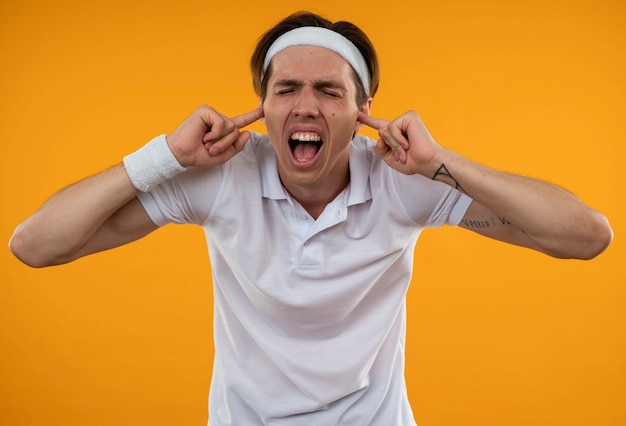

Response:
(282, 171), (350, 220)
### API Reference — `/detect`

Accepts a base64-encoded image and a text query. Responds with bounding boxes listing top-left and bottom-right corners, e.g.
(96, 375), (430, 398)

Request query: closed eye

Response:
(273, 79), (302, 96)
(315, 81), (345, 98)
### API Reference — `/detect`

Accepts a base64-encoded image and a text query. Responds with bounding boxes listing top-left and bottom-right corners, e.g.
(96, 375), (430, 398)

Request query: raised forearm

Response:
(359, 110), (612, 259)
(10, 106), (263, 268)
(430, 148), (613, 259)
(9, 164), (140, 267)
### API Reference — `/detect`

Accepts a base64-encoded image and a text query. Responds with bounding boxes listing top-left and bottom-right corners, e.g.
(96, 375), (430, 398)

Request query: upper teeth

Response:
(291, 132), (321, 142)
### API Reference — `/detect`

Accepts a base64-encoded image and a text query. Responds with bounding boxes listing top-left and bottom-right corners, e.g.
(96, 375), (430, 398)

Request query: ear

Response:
(355, 97), (373, 132)
(259, 99), (265, 124)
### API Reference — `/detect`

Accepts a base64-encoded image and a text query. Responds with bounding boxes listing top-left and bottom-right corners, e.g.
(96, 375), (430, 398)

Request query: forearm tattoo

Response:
(461, 217), (511, 229)
(432, 164), (512, 229)
(432, 164), (465, 193)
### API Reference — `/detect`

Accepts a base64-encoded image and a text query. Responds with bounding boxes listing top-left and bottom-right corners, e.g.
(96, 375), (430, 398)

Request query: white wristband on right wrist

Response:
(123, 134), (187, 192)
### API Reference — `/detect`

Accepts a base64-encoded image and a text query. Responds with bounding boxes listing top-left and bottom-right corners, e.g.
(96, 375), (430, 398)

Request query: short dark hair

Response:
(250, 11), (380, 106)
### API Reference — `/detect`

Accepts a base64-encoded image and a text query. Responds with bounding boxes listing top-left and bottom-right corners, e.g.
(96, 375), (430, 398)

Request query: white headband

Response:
(263, 26), (371, 95)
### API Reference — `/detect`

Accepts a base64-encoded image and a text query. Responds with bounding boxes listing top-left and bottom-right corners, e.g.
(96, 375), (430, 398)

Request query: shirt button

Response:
(300, 214), (309, 220)
(304, 240), (310, 246)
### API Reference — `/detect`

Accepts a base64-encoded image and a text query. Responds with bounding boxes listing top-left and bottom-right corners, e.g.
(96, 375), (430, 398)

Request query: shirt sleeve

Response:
(137, 165), (223, 227)
(391, 170), (473, 228)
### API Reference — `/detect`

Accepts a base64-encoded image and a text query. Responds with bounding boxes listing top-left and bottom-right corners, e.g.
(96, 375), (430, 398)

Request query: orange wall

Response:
(1, 1), (624, 425)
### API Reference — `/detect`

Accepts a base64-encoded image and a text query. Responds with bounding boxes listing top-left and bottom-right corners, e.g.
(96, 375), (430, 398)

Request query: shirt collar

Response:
(346, 135), (374, 207)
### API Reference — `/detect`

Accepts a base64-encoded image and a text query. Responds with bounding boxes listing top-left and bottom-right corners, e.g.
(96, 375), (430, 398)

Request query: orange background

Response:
(1, 0), (624, 425)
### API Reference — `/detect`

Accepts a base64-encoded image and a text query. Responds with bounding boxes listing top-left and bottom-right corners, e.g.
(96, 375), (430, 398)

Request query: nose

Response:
(292, 87), (319, 119)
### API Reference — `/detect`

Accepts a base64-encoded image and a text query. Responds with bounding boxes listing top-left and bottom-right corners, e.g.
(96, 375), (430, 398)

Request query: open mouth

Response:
(289, 132), (323, 164)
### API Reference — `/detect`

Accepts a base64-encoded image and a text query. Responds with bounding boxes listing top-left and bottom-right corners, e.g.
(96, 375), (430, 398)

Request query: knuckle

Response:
(198, 104), (211, 113)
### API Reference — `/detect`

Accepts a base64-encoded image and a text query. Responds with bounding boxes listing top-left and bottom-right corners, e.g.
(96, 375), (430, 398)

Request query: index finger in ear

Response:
(231, 106), (265, 129)
(358, 112), (389, 130)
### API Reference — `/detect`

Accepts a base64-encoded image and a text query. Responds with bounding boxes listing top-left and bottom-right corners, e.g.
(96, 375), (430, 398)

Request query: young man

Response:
(10, 11), (612, 426)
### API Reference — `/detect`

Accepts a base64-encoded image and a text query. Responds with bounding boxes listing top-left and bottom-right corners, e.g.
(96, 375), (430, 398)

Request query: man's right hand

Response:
(166, 105), (264, 167)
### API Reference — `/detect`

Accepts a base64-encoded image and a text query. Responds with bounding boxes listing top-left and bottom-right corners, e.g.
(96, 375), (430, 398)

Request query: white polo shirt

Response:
(138, 133), (472, 425)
